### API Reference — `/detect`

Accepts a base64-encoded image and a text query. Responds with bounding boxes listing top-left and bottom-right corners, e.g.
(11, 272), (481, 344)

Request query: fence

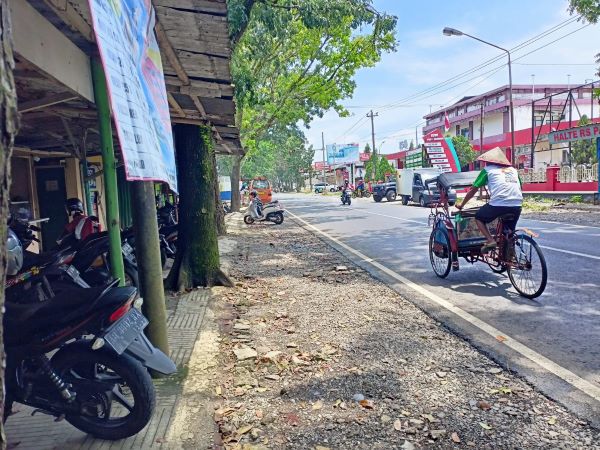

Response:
(519, 168), (547, 184)
(556, 164), (598, 183)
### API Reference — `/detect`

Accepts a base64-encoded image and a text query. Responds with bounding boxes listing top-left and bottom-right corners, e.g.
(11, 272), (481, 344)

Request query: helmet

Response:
(66, 198), (84, 215)
(6, 228), (23, 276)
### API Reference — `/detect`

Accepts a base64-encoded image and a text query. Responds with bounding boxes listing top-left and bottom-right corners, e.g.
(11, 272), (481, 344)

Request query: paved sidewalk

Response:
(5, 289), (216, 450)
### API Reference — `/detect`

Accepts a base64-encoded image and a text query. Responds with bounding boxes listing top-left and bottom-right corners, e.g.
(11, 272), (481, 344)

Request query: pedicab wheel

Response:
(507, 234), (547, 299)
(429, 226), (452, 278)
(243, 215), (254, 225)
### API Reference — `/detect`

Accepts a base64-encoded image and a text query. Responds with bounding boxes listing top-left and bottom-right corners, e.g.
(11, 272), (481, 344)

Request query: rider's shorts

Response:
(475, 204), (521, 231)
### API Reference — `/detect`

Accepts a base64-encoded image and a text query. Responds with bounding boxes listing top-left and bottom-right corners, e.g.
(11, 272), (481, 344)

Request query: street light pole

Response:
(443, 27), (515, 165)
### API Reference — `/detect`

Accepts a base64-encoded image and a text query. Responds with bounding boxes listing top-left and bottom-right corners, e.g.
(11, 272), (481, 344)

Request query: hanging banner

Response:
(423, 130), (461, 173)
(88, 0), (178, 191)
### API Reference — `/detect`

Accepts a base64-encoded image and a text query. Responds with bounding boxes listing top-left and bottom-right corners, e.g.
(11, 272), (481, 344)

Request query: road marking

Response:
(358, 209), (427, 225)
(522, 218), (600, 230)
(287, 209), (600, 404)
(540, 245), (600, 261)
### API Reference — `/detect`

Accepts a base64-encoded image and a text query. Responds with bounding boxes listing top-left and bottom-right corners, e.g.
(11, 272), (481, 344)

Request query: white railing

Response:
(519, 168), (547, 183)
(556, 164), (598, 183)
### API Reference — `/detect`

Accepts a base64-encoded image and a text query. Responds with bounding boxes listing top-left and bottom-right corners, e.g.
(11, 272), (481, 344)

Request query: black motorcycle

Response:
(4, 281), (176, 440)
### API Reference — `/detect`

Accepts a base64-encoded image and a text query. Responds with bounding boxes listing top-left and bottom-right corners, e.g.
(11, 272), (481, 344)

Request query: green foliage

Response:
(364, 152), (393, 181)
(570, 194), (584, 203)
(568, 0), (600, 22)
(241, 124), (313, 190)
(408, 141), (415, 151)
(570, 115), (598, 165)
(228, 0), (397, 142)
(364, 142), (371, 154)
(451, 135), (477, 169)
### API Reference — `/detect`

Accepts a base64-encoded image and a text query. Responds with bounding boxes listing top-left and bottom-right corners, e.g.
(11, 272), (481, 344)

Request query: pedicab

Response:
(425, 171), (547, 299)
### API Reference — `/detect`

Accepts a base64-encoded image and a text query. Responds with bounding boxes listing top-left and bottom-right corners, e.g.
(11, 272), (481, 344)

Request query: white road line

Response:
(540, 246), (600, 261)
(359, 207), (600, 261)
(522, 218), (600, 230)
(287, 210), (600, 403)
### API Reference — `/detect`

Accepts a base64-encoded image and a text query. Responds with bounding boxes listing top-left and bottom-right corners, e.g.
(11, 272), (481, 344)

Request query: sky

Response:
(307, 0), (600, 161)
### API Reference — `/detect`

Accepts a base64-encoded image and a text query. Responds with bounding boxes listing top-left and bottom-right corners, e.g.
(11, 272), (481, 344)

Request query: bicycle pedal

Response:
(452, 262), (459, 271)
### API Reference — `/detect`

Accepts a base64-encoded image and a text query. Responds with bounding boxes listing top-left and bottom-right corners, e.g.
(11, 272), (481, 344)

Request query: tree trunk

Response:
(166, 124), (232, 291)
(230, 153), (241, 212)
(212, 149), (226, 236)
(0, 2), (19, 447)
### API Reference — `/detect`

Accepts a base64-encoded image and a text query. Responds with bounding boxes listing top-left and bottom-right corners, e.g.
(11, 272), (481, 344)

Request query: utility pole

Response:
(367, 110), (378, 154)
(479, 103), (484, 154)
(415, 126), (419, 148)
(321, 131), (326, 183)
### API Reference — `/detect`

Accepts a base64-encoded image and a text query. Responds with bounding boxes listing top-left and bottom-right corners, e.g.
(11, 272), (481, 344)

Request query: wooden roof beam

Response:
(19, 92), (78, 113)
(167, 92), (186, 117)
(39, 0), (95, 43)
(155, 20), (190, 86)
(192, 96), (207, 119)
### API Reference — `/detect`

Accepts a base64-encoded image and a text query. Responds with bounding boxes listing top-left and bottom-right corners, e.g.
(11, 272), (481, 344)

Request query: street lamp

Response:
(443, 27), (515, 164)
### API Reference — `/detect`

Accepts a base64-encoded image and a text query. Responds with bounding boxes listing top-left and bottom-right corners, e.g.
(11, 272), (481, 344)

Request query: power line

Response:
(377, 16), (582, 111)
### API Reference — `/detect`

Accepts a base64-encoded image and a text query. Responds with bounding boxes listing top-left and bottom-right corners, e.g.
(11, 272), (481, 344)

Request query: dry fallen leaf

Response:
(359, 399), (375, 409)
(236, 424), (253, 436)
(479, 422), (492, 430)
(476, 400), (492, 411)
(547, 416), (557, 425)
(283, 412), (301, 427)
(393, 419), (402, 431)
(215, 386), (222, 396)
(315, 446), (331, 450)
(451, 432), (461, 443)
(496, 335), (507, 343)
(312, 400), (324, 411)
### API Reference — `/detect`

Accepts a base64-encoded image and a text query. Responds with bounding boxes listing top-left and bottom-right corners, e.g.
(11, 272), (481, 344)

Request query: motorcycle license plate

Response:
(103, 308), (148, 355)
(122, 242), (134, 256)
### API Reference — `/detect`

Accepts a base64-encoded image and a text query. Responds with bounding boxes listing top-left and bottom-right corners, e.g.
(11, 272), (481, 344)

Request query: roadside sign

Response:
(549, 124), (600, 144)
(423, 130), (461, 173)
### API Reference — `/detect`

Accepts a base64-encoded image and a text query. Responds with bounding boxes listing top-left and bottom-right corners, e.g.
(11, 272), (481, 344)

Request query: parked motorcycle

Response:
(3, 280), (176, 439)
(243, 199), (285, 225)
(341, 189), (352, 205)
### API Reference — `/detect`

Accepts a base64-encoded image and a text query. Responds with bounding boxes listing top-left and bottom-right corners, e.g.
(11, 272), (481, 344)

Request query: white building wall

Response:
(484, 112), (504, 135)
(513, 105), (532, 131)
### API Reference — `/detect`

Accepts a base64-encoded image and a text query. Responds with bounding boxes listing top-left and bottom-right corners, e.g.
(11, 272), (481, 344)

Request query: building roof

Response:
(423, 84), (577, 120)
(15, 0), (241, 156)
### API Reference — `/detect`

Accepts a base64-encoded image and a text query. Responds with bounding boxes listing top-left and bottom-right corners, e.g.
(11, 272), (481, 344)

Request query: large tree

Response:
(227, 0), (397, 208)
(569, 1), (600, 78)
(166, 125), (232, 291)
(571, 115), (598, 165)
(451, 135), (477, 170)
(0, 1), (19, 447)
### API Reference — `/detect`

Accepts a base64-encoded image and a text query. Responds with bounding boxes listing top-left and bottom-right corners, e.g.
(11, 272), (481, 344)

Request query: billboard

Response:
(326, 143), (360, 165)
(88, 0), (178, 191)
(423, 130), (461, 173)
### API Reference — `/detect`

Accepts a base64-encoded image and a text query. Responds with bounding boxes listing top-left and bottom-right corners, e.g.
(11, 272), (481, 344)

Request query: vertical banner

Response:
(88, 0), (178, 191)
(423, 130), (461, 173)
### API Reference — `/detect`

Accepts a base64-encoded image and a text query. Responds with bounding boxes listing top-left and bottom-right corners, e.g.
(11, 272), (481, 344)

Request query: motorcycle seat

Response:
(4, 286), (136, 340)
(21, 250), (58, 270)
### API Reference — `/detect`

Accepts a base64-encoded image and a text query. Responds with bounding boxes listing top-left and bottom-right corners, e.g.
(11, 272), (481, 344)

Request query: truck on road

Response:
(396, 168), (457, 207)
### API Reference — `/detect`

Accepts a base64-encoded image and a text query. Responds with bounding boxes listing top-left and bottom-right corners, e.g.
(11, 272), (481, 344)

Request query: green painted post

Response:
(91, 59), (125, 285)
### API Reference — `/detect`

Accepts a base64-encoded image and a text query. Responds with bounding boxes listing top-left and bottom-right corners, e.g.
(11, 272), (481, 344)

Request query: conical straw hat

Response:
(477, 147), (511, 166)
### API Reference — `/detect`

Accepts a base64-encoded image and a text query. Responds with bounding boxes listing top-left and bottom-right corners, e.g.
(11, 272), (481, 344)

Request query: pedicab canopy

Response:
(425, 171), (480, 191)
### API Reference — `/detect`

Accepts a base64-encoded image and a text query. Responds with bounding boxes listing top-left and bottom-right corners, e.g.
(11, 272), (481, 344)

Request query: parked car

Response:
(372, 176), (397, 202)
(314, 183), (337, 193)
(249, 177), (273, 203)
(397, 168), (457, 207)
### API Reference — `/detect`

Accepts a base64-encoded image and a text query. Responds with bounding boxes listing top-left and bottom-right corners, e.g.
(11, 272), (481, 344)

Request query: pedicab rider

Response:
(455, 147), (523, 253)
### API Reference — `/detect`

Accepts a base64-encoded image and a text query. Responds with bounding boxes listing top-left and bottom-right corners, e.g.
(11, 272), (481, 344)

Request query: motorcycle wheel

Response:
(244, 215), (254, 225)
(272, 212), (284, 225)
(348, 198), (351, 206)
(51, 345), (155, 440)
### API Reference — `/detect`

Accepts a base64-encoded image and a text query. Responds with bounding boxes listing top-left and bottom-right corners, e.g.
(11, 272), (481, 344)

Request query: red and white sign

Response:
(549, 124), (600, 144)
(423, 130), (460, 173)
(359, 152), (371, 162)
(314, 161), (330, 170)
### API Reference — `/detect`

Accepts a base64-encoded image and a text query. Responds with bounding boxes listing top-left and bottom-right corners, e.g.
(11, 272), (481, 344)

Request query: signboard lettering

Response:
(88, 0), (178, 191)
(549, 124), (600, 144)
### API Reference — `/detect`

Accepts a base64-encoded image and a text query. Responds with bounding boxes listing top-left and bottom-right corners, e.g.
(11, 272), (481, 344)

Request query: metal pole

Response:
(415, 126), (418, 148)
(81, 155), (93, 215)
(367, 110), (378, 154)
(91, 59), (125, 285)
(321, 131), (326, 183)
(131, 181), (170, 356)
(507, 51), (515, 166)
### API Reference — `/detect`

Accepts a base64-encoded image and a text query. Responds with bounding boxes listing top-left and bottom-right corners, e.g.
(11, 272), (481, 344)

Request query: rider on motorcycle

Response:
(57, 198), (100, 245)
(456, 147), (523, 253)
(249, 190), (263, 219)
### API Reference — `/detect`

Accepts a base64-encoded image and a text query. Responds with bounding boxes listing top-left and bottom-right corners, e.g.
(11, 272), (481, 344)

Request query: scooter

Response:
(341, 189), (352, 205)
(243, 199), (285, 225)
(4, 280), (176, 440)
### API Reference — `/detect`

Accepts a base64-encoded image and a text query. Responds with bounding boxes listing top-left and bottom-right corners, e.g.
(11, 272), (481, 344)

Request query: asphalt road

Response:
(278, 192), (600, 424)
